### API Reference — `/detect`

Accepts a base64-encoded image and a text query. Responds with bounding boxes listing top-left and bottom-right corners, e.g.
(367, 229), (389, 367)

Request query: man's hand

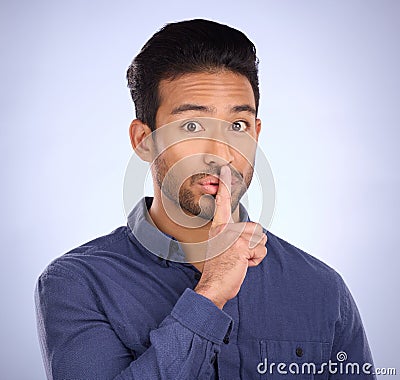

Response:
(195, 165), (268, 309)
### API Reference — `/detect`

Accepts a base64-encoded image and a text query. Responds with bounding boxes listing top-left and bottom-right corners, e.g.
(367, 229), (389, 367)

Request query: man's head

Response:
(128, 19), (262, 222)
(127, 19), (260, 131)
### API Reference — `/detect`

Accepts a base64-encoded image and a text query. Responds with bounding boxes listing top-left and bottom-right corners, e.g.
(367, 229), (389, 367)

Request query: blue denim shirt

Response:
(35, 197), (376, 379)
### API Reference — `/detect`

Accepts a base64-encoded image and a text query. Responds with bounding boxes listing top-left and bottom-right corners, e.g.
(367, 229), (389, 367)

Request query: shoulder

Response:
(37, 226), (130, 285)
(264, 229), (346, 295)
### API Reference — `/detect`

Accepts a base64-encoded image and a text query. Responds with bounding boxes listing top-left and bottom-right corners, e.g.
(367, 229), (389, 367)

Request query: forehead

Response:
(156, 71), (255, 120)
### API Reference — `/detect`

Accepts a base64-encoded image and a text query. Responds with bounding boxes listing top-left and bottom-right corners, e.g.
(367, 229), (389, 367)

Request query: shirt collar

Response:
(126, 196), (250, 266)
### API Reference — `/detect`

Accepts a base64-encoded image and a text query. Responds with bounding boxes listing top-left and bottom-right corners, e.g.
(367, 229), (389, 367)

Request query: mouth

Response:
(196, 174), (239, 195)
(198, 175), (220, 186)
(197, 175), (220, 195)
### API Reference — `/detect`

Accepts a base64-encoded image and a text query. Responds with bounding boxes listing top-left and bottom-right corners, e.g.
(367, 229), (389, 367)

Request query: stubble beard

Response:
(153, 155), (253, 221)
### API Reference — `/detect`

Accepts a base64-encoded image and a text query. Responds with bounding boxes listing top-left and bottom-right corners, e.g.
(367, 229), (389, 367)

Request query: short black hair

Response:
(126, 19), (260, 131)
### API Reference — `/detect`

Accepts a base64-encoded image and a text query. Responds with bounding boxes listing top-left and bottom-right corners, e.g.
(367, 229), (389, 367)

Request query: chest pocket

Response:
(258, 340), (330, 380)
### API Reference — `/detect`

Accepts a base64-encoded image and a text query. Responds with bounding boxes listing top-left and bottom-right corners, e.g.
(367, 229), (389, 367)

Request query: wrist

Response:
(195, 284), (226, 309)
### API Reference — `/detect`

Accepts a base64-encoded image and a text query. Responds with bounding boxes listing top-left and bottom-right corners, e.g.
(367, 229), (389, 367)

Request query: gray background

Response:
(1, 0), (399, 378)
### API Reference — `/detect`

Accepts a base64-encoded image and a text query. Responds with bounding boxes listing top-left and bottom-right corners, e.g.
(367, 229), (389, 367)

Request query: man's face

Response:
(151, 70), (261, 220)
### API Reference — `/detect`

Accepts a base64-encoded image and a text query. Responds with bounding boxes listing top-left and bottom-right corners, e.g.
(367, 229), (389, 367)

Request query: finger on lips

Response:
(212, 165), (233, 227)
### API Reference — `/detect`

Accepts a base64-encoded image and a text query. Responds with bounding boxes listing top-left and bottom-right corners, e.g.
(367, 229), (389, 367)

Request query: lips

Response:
(198, 175), (220, 186)
(196, 174), (240, 196)
(197, 176), (220, 195)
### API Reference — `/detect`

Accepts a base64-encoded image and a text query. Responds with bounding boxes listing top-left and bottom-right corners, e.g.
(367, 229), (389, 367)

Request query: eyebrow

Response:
(170, 103), (256, 116)
(171, 104), (215, 115)
(231, 104), (256, 115)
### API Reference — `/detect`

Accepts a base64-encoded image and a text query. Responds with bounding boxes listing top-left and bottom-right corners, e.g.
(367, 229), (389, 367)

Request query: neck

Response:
(148, 187), (240, 271)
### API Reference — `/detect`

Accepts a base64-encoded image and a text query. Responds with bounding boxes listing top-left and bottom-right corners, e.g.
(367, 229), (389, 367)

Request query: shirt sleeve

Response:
(35, 267), (233, 380)
(329, 276), (377, 380)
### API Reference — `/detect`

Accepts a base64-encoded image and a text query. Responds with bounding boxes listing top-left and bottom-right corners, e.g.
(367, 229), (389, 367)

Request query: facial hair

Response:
(153, 155), (253, 220)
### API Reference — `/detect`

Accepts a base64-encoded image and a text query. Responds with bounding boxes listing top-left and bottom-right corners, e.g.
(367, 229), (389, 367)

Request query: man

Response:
(35, 19), (376, 379)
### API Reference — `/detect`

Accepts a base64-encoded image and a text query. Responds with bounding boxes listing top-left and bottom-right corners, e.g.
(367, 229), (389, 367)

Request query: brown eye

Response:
(231, 121), (247, 132)
(182, 121), (203, 132)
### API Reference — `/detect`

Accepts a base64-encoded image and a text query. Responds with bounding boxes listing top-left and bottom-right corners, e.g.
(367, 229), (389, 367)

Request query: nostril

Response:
(203, 153), (233, 167)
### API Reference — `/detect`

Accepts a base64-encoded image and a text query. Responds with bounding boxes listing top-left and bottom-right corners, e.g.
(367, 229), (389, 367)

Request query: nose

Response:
(202, 138), (234, 167)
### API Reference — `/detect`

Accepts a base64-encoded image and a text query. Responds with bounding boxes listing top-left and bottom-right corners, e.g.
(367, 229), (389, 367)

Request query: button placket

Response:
(218, 297), (240, 378)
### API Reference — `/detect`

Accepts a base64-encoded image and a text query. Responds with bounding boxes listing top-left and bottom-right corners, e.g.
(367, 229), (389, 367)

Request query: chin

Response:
(178, 193), (216, 220)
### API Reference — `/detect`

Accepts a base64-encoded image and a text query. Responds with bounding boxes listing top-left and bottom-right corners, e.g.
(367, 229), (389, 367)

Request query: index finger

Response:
(212, 165), (233, 226)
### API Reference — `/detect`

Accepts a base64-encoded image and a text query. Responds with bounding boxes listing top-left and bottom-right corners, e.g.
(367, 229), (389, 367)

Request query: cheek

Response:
(156, 145), (204, 181)
(162, 147), (191, 171)
(232, 149), (254, 171)
(163, 140), (211, 164)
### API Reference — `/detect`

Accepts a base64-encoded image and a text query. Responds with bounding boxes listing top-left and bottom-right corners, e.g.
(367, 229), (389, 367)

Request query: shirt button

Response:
(194, 273), (201, 280)
(223, 335), (230, 344)
(296, 347), (303, 357)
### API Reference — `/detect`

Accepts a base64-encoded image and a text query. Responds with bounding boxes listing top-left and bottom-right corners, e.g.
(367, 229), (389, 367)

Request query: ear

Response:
(129, 119), (154, 162)
(255, 118), (262, 141)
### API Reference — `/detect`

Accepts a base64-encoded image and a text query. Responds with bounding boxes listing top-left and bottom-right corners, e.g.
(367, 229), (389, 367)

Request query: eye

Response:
(181, 121), (204, 133)
(231, 121), (248, 132)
